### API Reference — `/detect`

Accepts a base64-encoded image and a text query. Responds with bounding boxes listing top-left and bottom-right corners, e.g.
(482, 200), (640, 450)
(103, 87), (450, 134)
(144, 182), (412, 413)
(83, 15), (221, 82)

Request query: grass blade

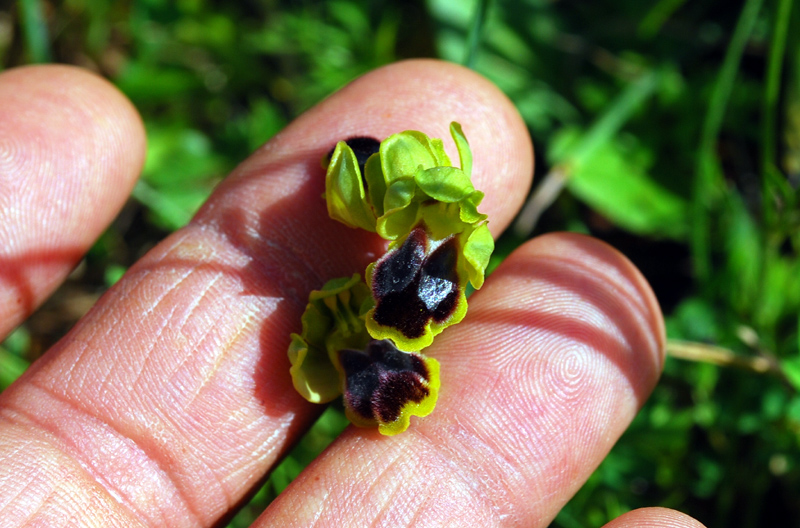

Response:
(692, 0), (765, 282)
(18, 0), (51, 63)
(761, 0), (793, 220)
(463, 0), (492, 69)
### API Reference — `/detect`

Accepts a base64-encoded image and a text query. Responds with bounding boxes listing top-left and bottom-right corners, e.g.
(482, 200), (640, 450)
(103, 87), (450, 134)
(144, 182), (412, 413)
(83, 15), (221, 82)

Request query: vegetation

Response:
(2, 0), (798, 526)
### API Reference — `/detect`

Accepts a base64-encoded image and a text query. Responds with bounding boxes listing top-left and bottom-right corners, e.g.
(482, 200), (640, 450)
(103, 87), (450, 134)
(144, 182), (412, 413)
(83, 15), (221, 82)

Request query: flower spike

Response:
(290, 122), (491, 434)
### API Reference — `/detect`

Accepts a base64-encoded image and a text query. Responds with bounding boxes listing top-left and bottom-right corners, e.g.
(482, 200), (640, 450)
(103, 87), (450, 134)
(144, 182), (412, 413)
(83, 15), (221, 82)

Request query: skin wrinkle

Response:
(151, 405), (224, 524)
(31, 381), (204, 527)
(168, 314), (262, 506)
(136, 410), (224, 526)
(198, 207), (324, 313)
(120, 414), (207, 528)
(365, 448), (413, 527)
(441, 327), (606, 495)
(0, 398), (160, 527)
(13, 482), (53, 528)
(218, 420), (283, 490)
(165, 274), (231, 386)
(475, 269), (660, 406)
(128, 277), (197, 399)
(547, 241), (663, 354)
(490, 342), (627, 518)
(169, 292), (237, 409)
(408, 427), (515, 526)
(197, 158), (336, 300)
(328, 436), (401, 517)
(0, 458), (40, 520)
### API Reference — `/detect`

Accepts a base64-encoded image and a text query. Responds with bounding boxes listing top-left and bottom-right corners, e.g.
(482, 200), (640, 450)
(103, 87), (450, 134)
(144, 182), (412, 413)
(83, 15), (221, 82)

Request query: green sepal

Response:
(288, 274), (372, 403)
(288, 332), (339, 404)
(377, 177), (419, 240)
(459, 190), (486, 224)
(325, 141), (378, 232)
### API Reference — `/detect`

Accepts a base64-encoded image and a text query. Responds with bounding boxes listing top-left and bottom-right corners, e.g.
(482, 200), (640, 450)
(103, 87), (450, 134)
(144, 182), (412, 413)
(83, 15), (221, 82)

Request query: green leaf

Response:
(781, 355), (800, 393)
(722, 194), (762, 312)
(555, 130), (689, 239)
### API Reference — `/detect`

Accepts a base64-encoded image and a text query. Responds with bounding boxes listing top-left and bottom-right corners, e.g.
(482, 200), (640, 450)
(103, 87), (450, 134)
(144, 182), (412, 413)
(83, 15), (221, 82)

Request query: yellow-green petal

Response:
(461, 223), (494, 289)
(450, 121), (472, 177)
(414, 166), (474, 203)
(288, 274), (372, 404)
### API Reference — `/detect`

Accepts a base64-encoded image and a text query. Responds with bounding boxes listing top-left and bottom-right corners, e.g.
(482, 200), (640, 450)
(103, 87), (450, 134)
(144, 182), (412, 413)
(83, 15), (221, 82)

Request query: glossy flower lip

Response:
(365, 225), (467, 352)
(337, 339), (440, 436)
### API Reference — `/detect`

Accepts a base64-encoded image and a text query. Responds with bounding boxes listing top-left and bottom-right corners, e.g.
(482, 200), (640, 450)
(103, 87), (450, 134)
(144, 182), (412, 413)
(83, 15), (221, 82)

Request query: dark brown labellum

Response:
(372, 226), (460, 339)
(338, 339), (431, 423)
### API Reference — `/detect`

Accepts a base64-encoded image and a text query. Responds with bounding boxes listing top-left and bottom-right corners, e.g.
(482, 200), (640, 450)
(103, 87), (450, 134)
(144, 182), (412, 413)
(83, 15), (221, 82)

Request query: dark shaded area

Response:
(345, 137), (382, 174)
(338, 339), (430, 423)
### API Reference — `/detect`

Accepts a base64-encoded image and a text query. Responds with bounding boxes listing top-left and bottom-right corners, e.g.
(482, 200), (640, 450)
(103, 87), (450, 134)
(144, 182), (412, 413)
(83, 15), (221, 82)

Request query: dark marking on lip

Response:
(338, 339), (431, 424)
(372, 226), (461, 339)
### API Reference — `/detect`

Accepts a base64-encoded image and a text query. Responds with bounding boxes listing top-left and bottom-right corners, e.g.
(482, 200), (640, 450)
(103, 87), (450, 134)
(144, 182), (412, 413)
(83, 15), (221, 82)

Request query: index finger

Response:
(0, 59), (533, 527)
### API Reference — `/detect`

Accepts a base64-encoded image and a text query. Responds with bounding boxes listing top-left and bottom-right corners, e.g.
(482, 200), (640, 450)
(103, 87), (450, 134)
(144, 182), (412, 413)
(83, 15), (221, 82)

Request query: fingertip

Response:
(1, 64), (146, 182)
(489, 231), (666, 392)
(0, 64), (145, 336)
(603, 507), (707, 528)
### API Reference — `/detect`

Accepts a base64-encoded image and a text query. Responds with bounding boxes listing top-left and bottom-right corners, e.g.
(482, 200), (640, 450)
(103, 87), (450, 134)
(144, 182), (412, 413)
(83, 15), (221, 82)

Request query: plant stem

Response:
(666, 339), (773, 373)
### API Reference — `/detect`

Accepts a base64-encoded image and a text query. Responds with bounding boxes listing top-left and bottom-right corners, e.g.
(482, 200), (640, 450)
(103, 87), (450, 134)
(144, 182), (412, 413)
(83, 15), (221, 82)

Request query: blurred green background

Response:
(2, 0), (799, 526)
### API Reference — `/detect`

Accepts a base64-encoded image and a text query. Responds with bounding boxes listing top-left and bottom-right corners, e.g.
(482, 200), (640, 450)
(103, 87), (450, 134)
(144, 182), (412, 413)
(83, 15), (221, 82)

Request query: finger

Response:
(256, 232), (665, 527)
(603, 508), (707, 528)
(0, 59), (533, 527)
(0, 64), (145, 338)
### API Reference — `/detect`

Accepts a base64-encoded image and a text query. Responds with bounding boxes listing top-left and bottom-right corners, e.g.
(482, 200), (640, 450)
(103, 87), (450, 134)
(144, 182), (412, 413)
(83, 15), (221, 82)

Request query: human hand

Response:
(0, 60), (704, 527)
